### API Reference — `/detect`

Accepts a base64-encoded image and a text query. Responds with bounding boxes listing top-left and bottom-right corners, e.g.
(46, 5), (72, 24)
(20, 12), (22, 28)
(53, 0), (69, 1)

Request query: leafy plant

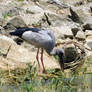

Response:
(2, 12), (12, 20)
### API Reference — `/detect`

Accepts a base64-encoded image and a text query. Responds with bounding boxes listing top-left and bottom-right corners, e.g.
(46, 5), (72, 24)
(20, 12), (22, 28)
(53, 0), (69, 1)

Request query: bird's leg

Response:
(41, 49), (46, 73)
(36, 48), (42, 73)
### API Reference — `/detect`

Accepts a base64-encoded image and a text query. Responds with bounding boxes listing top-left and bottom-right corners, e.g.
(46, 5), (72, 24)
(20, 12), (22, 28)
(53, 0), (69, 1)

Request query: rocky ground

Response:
(0, 0), (92, 72)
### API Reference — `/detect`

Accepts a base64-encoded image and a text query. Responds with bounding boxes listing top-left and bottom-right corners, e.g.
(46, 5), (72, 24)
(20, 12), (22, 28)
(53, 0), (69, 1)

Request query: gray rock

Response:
(82, 19), (92, 31)
(4, 15), (28, 29)
(50, 26), (73, 39)
(87, 0), (92, 2)
(0, 18), (4, 26)
(0, 2), (23, 26)
(85, 36), (92, 49)
(69, 7), (84, 24)
(71, 27), (80, 36)
(7, 44), (60, 70)
(21, 13), (44, 26)
(63, 0), (87, 6)
(0, 56), (27, 70)
(47, 0), (69, 9)
(85, 41), (92, 50)
(69, 23), (81, 36)
(85, 30), (92, 36)
(0, 26), (6, 34)
(44, 9), (71, 26)
(6, 7), (22, 16)
(0, 34), (16, 55)
(69, 6), (92, 27)
(75, 31), (86, 40)
(24, 5), (44, 14)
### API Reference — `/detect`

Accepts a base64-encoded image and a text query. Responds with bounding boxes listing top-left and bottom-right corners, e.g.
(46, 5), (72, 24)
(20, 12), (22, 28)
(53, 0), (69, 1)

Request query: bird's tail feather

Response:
(9, 32), (17, 36)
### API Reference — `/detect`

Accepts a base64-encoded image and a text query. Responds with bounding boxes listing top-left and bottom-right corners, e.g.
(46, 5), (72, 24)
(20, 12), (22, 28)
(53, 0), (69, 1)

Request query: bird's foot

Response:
(43, 69), (47, 74)
(39, 69), (47, 74)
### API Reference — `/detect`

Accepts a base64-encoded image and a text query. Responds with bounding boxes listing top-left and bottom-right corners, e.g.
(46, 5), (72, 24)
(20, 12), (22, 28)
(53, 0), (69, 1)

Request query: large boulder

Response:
(21, 13), (44, 26)
(4, 15), (28, 30)
(75, 31), (86, 40)
(82, 19), (92, 31)
(23, 5), (44, 14)
(0, 56), (27, 70)
(4, 12), (45, 29)
(50, 26), (73, 39)
(85, 30), (92, 37)
(0, 34), (16, 55)
(85, 36), (92, 50)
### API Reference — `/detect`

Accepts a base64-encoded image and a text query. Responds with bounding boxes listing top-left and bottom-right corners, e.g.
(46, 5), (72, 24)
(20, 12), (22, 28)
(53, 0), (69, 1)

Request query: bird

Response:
(9, 27), (56, 73)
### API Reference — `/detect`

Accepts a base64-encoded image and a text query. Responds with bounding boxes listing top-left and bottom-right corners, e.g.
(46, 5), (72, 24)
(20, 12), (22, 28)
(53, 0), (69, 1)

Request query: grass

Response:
(2, 12), (13, 21)
(0, 64), (76, 92)
(0, 56), (92, 92)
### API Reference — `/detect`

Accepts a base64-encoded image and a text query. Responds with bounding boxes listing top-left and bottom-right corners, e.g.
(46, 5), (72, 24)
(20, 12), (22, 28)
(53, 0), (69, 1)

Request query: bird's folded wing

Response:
(22, 31), (52, 48)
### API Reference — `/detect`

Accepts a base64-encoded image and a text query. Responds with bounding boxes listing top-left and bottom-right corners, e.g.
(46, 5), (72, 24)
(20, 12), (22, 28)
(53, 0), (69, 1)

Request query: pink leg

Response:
(41, 49), (46, 73)
(36, 48), (42, 72)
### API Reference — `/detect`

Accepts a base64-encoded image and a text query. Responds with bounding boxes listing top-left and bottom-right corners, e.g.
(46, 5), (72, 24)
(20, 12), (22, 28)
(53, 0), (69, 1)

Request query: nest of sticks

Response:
(56, 40), (87, 71)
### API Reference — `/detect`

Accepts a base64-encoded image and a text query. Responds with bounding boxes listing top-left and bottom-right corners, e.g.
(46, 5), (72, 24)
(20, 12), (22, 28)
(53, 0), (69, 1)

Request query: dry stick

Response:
(56, 40), (91, 51)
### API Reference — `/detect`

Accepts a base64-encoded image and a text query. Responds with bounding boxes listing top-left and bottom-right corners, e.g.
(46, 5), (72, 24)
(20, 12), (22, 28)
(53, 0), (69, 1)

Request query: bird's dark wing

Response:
(16, 27), (41, 32)
(9, 27), (41, 37)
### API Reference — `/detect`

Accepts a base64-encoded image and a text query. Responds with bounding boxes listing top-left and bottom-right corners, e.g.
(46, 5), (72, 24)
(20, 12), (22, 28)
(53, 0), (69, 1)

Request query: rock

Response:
(85, 36), (92, 49)
(4, 8), (45, 29)
(82, 19), (92, 31)
(50, 26), (65, 39)
(0, 26), (6, 34)
(0, 35), (34, 70)
(69, 7), (86, 24)
(47, 0), (69, 9)
(75, 31), (86, 40)
(0, 34), (16, 55)
(23, 5), (44, 14)
(7, 44), (60, 69)
(50, 26), (73, 39)
(0, 18), (4, 26)
(71, 27), (80, 36)
(21, 13), (44, 26)
(7, 44), (34, 63)
(4, 15), (28, 29)
(45, 10), (70, 26)
(87, 0), (92, 2)
(0, 2), (23, 26)
(61, 0), (85, 6)
(6, 7), (22, 16)
(69, 6), (92, 26)
(85, 30), (92, 36)
(70, 23), (81, 36)
(0, 56), (27, 70)
(59, 26), (73, 38)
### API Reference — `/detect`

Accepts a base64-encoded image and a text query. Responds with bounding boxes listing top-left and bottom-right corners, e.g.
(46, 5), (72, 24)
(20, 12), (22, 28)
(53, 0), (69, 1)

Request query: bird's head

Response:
(51, 48), (64, 58)
(51, 48), (65, 71)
